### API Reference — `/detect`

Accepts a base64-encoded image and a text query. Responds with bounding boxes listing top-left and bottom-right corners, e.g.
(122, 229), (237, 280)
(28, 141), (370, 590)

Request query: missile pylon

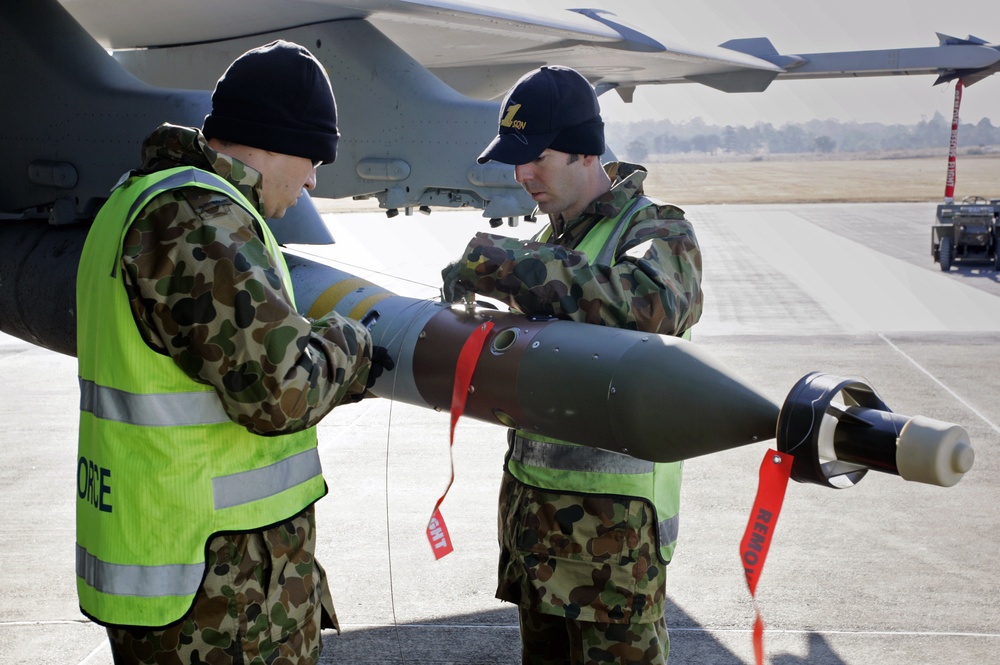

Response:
(286, 252), (974, 486)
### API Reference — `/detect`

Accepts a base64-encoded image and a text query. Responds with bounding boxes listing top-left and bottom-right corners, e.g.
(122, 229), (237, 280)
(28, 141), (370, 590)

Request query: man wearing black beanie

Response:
(442, 66), (703, 664)
(76, 40), (376, 664)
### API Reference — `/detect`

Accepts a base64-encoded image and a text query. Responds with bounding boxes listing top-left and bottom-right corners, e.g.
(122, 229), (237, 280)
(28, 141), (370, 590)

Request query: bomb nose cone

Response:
(601, 331), (780, 461)
(896, 416), (974, 487)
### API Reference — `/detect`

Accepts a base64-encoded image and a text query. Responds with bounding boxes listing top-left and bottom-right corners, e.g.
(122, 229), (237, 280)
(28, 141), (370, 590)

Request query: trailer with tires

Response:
(931, 197), (1000, 271)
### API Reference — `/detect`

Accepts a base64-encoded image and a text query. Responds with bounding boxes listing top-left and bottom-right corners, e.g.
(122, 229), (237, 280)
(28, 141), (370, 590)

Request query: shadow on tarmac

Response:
(770, 633), (845, 665)
(320, 601), (848, 665)
(942, 260), (1000, 285)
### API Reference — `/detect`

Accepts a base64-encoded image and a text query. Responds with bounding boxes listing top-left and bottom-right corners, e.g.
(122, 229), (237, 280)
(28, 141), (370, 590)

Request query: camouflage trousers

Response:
(496, 471), (670, 663)
(518, 607), (669, 665)
(106, 505), (338, 665)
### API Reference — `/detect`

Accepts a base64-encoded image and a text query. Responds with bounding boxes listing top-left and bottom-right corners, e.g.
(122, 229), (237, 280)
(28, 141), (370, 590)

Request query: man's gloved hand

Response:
(440, 261), (471, 303)
(365, 346), (395, 391)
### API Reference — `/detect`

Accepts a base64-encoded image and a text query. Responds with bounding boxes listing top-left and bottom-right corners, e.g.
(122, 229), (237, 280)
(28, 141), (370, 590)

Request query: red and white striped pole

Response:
(944, 79), (964, 203)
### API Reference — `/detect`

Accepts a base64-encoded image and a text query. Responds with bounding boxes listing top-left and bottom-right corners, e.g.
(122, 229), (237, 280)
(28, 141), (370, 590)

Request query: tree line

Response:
(606, 112), (1000, 161)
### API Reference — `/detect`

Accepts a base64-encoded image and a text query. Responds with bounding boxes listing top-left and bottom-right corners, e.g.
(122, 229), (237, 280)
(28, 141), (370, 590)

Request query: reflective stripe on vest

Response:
(212, 448), (322, 510)
(510, 434), (680, 551)
(659, 511), (680, 548)
(511, 434), (654, 475)
(77, 545), (203, 598)
(79, 379), (229, 426)
(76, 166), (324, 627)
(123, 168), (248, 225)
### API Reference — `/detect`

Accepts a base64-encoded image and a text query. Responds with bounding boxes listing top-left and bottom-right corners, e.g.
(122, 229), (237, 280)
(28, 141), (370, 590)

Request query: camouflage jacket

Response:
(118, 123), (372, 435)
(444, 162), (702, 335)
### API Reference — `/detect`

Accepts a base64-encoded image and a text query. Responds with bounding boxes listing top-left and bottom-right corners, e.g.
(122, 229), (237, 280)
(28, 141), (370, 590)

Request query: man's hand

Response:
(440, 261), (470, 303)
(365, 346), (395, 391)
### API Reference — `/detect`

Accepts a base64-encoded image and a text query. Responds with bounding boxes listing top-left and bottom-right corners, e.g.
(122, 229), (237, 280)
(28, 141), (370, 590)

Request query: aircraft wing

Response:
(61, 0), (1000, 99)
(5, 0), (1000, 226)
(65, 0), (784, 99)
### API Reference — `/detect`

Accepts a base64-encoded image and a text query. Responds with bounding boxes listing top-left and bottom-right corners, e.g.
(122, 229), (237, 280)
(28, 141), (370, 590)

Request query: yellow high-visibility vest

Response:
(509, 195), (684, 563)
(76, 166), (325, 626)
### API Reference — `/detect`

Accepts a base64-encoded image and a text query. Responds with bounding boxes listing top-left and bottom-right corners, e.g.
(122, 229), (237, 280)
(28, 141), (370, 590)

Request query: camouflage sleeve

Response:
(444, 205), (703, 335)
(121, 187), (373, 436)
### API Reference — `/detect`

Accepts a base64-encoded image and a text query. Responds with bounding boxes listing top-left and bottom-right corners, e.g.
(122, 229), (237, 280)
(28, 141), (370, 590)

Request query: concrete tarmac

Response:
(2, 202), (999, 664)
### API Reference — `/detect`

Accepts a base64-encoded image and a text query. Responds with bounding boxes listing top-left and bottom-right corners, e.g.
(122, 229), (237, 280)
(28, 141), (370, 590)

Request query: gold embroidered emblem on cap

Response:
(501, 103), (526, 130)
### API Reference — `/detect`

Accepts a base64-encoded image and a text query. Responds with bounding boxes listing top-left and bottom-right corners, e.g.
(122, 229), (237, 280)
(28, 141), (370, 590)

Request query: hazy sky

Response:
(520, 0), (1000, 127)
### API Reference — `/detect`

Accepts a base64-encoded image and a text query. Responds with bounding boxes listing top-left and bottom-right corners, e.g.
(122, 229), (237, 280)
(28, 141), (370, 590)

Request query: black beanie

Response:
(203, 40), (339, 164)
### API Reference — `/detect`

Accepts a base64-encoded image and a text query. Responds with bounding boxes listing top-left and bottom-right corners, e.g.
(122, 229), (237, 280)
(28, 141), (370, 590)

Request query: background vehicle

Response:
(931, 196), (1000, 271)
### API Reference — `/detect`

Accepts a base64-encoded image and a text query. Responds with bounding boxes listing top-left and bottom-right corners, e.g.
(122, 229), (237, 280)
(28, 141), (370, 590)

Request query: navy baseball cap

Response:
(477, 66), (605, 165)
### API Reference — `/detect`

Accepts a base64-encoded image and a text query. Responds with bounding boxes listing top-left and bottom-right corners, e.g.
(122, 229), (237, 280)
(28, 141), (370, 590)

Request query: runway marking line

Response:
(333, 622), (1000, 638)
(879, 333), (1000, 436)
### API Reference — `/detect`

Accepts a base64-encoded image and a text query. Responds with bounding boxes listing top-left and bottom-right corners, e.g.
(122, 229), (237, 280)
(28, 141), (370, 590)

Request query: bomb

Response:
(286, 253), (974, 486)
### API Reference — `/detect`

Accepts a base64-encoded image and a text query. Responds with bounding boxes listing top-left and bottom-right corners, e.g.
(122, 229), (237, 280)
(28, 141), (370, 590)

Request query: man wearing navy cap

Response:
(442, 65), (704, 663)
